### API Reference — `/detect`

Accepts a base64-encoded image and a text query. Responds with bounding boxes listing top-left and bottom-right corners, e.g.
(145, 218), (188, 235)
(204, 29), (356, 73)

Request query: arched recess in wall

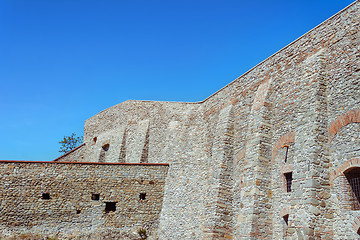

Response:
(118, 127), (128, 163)
(204, 104), (234, 239)
(272, 131), (295, 162)
(272, 131), (296, 193)
(328, 109), (360, 208)
(125, 119), (150, 163)
(352, 216), (360, 235)
(328, 108), (360, 142)
(270, 131), (295, 239)
(235, 78), (274, 238)
(140, 126), (150, 163)
(252, 79), (272, 111)
(330, 158), (360, 210)
(329, 109), (360, 184)
(328, 109), (360, 238)
(99, 141), (110, 162)
(344, 167), (360, 210)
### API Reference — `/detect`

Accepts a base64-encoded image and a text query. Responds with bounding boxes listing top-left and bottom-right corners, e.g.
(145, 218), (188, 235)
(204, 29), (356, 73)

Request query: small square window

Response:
(105, 202), (116, 213)
(139, 193), (146, 200)
(92, 194), (100, 200)
(76, 210), (81, 214)
(42, 193), (51, 200)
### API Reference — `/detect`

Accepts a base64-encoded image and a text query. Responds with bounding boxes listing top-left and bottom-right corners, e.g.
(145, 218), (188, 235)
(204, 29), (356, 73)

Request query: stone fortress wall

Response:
(1, 1), (360, 239)
(0, 161), (168, 239)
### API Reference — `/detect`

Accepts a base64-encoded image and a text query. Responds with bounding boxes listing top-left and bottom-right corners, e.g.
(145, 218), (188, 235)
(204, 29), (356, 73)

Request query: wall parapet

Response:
(0, 160), (169, 166)
(53, 143), (86, 161)
(0, 160), (169, 239)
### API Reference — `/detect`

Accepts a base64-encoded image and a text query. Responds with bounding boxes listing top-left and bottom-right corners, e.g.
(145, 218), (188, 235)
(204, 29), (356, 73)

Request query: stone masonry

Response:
(1, 1), (360, 239)
(0, 161), (168, 239)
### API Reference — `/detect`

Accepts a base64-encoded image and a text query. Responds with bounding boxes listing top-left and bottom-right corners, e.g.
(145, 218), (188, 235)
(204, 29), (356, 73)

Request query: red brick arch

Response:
(329, 158), (360, 185)
(272, 131), (295, 162)
(329, 109), (360, 142)
(352, 216), (360, 234)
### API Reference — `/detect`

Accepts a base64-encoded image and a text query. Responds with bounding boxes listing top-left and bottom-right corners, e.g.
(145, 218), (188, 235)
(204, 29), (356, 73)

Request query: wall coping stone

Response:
(0, 160), (169, 166)
(53, 143), (86, 161)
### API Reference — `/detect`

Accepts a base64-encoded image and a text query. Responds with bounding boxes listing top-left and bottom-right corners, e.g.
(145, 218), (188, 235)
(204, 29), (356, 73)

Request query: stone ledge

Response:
(0, 160), (169, 166)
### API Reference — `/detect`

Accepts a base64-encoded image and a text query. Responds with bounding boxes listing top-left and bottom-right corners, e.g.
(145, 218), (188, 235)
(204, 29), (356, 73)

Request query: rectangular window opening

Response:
(139, 193), (146, 200)
(42, 193), (51, 200)
(284, 172), (293, 192)
(345, 168), (360, 210)
(105, 202), (116, 213)
(92, 194), (100, 201)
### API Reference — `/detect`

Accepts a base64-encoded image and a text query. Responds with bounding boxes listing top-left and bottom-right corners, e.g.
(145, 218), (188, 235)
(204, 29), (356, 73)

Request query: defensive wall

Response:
(1, 1), (360, 239)
(0, 161), (168, 239)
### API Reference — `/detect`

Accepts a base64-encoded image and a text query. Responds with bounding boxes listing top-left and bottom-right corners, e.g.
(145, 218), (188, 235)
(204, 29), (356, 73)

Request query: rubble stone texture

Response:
(0, 162), (168, 239)
(1, 1), (360, 239)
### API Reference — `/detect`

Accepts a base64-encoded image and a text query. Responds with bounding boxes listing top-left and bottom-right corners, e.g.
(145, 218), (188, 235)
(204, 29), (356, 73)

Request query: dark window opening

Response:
(139, 193), (146, 200)
(42, 193), (51, 200)
(149, 180), (154, 185)
(105, 202), (116, 213)
(92, 194), (100, 200)
(357, 227), (360, 235)
(345, 168), (360, 210)
(283, 214), (289, 225)
(99, 143), (110, 162)
(76, 210), (81, 214)
(93, 137), (97, 144)
(284, 172), (293, 192)
(102, 144), (110, 151)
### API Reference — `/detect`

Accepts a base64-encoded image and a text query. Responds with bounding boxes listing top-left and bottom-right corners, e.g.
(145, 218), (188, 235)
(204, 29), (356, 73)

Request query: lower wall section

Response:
(0, 161), (168, 239)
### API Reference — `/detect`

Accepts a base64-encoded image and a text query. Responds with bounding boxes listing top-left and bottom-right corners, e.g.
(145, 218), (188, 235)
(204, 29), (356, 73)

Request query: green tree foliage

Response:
(59, 133), (83, 153)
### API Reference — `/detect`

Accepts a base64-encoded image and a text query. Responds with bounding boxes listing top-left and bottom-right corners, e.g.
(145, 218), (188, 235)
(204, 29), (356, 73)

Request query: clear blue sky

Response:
(0, 0), (355, 161)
